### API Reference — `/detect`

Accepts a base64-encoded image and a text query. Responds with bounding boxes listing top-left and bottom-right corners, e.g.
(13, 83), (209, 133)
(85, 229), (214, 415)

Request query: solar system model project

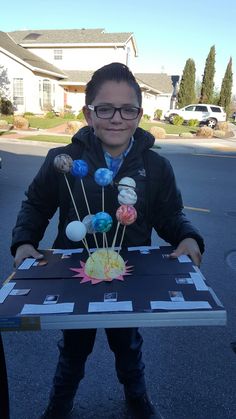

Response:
(53, 154), (137, 285)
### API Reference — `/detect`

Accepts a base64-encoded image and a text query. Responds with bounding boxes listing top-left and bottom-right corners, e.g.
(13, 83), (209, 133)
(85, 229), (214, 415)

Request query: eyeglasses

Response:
(87, 105), (141, 120)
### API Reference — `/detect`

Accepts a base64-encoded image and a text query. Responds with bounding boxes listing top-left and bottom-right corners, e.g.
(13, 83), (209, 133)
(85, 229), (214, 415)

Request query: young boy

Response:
(11, 62), (204, 419)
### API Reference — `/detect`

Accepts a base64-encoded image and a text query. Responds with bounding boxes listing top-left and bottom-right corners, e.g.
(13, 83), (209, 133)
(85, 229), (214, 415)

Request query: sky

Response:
(1, 0), (235, 92)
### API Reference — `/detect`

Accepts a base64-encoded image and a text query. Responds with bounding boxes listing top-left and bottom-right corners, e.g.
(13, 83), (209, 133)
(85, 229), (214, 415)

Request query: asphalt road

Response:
(0, 138), (236, 419)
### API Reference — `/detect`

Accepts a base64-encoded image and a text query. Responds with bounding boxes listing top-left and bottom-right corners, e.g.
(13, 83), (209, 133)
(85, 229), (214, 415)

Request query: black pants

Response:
(49, 328), (146, 406)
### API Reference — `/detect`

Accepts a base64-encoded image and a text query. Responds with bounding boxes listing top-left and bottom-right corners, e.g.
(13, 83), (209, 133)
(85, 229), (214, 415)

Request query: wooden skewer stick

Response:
(80, 178), (99, 249)
(102, 187), (105, 212)
(104, 233), (110, 265)
(64, 174), (80, 220)
(63, 174), (91, 258)
(80, 178), (91, 214)
(111, 221), (120, 249)
(118, 225), (126, 255)
(102, 187), (105, 249)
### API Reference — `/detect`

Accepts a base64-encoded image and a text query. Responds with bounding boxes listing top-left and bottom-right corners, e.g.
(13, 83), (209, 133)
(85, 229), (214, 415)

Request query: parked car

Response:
(164, 104), (226, 128)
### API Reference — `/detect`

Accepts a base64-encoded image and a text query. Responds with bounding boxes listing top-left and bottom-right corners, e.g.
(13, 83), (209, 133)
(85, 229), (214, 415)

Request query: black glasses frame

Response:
(87, 105), (141, 120)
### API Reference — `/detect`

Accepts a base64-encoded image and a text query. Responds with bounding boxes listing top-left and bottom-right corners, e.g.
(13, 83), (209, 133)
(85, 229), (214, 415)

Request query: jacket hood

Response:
(71, 126), (155, 152)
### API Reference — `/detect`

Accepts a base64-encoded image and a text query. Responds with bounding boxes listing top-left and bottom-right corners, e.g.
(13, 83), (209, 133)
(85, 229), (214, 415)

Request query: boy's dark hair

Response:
(85, 62), (142, 106)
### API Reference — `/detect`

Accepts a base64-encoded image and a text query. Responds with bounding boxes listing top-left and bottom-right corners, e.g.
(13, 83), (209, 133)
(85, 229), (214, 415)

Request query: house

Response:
(0, 29), (177, 118)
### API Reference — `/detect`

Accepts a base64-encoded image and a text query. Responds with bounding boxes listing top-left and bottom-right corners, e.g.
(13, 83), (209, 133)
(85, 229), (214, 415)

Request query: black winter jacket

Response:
(11, 126), (204, 255)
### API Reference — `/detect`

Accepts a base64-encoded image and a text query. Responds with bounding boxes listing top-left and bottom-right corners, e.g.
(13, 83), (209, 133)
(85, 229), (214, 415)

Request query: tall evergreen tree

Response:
(218, 57), (233, 117)
(177, 58), (196, 108)
(199, 45), (215, 103)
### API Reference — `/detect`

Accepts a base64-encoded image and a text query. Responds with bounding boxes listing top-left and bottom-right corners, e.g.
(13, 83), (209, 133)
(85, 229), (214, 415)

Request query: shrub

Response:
(142, 114), (151, 121)
(65, 120), (85, 134)
(13, 116), (29, 129)
(196, 126), (213, 138)
(187, 119), (199, 127)
(63, 112), (76, 120)
(76, 110), (85, 121)
(23, 112), (34, 116)
(0, 119), (9, 129)
(45, 111), (56, 119)
(154, 109), (162, 120)
(0, 98), (14, 115)
(179, 132), (194, 138)
(216, 121), (229, 132)
(172, 115), (184, 126)
(150, 126), (166, 139)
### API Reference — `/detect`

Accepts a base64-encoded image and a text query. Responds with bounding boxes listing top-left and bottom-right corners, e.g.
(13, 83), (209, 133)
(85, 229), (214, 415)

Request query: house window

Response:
(13, 78), (24, 105)
(43, 80), (52, 108)
(54, 49), (63, 60)
(39, 79), (52, 110)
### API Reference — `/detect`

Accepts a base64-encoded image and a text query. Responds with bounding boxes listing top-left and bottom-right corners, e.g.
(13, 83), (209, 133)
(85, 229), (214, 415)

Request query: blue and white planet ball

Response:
(94, 168), (113, 186)
(92, 212), (113, 233)
(71, 159), (88, 178)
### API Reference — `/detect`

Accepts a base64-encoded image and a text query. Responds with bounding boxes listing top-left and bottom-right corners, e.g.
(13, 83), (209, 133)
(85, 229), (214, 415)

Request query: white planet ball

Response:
(118, 177), (136, 191)
(66, 221), (87, 242)
(118, 188), (137, 205)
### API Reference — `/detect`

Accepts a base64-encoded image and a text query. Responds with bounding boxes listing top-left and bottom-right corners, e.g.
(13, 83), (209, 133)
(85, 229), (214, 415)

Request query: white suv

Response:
(164, 104), (226, 128)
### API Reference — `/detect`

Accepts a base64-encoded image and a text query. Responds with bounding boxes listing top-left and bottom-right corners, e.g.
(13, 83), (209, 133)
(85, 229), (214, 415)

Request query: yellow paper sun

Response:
(70, 249), (133, 284)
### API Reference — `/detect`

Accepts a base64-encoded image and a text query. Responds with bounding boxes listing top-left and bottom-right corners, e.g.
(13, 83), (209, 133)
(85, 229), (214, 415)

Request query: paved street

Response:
(0, 137), (236, 419)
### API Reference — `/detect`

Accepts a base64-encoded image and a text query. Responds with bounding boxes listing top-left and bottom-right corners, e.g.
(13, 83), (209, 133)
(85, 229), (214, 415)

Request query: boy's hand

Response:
(14, 244), (44, 268)
(169, 238), (202, 267)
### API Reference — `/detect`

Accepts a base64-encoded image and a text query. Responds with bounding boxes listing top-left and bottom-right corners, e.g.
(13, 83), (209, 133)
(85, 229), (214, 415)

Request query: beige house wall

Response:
(1, 52), (39, 114)
(26, 39), (135, 71)
(142, 92), (172, 119)
(1, 37), (173, 117)
(0, 51), (65, 114)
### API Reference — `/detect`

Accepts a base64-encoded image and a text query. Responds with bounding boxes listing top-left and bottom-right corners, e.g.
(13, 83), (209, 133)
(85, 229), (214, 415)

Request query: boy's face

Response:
(83, 81), (143, 156)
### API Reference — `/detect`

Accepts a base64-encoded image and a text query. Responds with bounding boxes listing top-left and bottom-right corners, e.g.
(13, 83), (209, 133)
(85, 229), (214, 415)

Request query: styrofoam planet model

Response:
(53, 154), (73, 173)
(94, 168), (113, 186)
(118, 177), (136, 191)
(84, 249), (126, 280)
(71, 159), (88, 178)
(66, 220), (87, 242)
(82, 214), (96, 234)
(116, 205), (137, 225)
(118, 188), (137, 205)
(92, 212), (113, 233)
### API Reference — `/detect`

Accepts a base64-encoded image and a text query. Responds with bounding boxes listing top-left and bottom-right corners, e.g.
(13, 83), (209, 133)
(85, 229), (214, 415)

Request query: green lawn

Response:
(26, 117), (66, 129)
(1, 114), (199, 133)
(1, 114), (199, 138)
(140, 120), (198, 134)
(0, 115), (67, 129)
(20, 135), (71, 143)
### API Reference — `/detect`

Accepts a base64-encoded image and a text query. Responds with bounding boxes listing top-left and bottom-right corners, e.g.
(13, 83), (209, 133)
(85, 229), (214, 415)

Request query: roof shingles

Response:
(8, 29), (133, 44)
(0, 31), (65, 76)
